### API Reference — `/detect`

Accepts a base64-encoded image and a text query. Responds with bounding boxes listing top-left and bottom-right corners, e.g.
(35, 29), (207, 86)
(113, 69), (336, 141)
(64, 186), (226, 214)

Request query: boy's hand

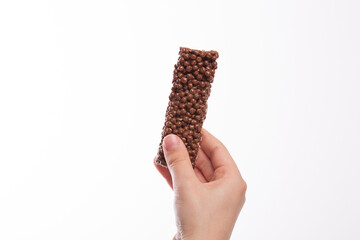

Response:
(154, 129), (247, 240)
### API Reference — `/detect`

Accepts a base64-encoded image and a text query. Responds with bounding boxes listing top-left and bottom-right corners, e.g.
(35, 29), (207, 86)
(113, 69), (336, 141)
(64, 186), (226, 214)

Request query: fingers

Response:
(162, 134), (197, 187)
(154, 141), (215, 188)
(153, 157), (173, 189)
(157, 130), (235, 186)
(154, 156), (210, 186)
(195, 148), (214, 181)
(200, 129), (237, 171)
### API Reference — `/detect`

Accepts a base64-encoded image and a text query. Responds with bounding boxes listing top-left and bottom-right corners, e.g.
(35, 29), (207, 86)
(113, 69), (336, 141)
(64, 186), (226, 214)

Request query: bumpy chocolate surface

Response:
(156, 47), (219, 168)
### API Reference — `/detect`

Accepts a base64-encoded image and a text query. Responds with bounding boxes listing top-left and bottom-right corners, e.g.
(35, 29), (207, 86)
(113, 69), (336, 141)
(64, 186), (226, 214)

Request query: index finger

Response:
(200, 128), (237, 171)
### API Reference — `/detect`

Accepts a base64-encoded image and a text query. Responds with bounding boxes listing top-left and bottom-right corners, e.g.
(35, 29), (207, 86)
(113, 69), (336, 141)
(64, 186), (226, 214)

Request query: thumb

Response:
(162, 134), (197, 186)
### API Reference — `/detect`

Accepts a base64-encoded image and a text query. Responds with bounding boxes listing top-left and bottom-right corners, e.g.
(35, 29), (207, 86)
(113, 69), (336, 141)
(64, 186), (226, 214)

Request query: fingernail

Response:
(163, 134), (179, 152)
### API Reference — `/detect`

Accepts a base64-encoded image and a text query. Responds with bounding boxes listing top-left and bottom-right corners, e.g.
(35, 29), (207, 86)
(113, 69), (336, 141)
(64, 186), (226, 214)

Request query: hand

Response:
(154, 129), (247, 240)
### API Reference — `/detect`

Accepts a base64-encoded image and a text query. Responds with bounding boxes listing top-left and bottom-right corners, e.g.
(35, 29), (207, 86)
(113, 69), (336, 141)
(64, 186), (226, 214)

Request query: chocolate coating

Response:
(156, 47), (219, 168)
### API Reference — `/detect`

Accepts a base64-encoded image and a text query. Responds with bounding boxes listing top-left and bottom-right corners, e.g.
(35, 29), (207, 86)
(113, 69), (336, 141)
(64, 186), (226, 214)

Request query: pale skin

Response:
(154, 129), (247, 240)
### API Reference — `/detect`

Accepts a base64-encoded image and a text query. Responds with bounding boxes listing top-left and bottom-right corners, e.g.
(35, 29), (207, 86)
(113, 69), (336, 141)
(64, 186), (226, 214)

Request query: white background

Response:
(0, 0), (359, 239)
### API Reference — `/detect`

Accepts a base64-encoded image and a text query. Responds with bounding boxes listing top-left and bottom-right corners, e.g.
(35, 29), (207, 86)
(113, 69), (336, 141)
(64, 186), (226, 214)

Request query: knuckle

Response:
(231, 177), (247, 197)
(210, 143), (222, 155)
(167, 155), (188, 169)
(235, 180), (247, 205)
(241, 180), (247, 194)
(167, 158), (181, 168)
(209, 141), (229, 158)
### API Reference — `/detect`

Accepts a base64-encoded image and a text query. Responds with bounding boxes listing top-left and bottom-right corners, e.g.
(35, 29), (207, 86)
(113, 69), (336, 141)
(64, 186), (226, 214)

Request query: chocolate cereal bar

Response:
(156, 47), (219, 168)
